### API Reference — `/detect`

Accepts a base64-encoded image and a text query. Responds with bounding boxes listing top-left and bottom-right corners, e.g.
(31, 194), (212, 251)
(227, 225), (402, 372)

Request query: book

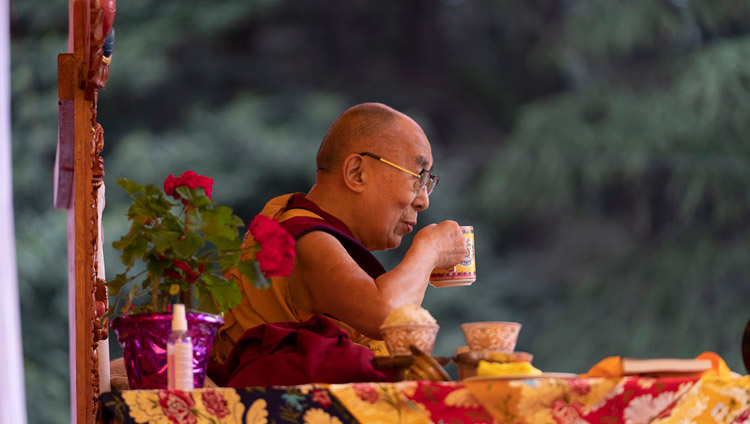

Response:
(622, 358), (712, 375)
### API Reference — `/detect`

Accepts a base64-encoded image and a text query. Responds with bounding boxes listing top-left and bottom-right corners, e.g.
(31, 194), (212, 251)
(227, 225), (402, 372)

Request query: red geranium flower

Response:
(164, 261), (205, 283)
(163, 268), (182, 280)
(248, 214), (282, 243)
(173, 260), (204, 283)
(163, 170), (214, 203)
(163, 174), (178, 197)
(248, 214), (296, 278)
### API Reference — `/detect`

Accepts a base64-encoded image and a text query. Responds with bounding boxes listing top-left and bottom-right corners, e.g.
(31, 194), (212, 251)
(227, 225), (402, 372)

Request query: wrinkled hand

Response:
(413, 221), (466, 269)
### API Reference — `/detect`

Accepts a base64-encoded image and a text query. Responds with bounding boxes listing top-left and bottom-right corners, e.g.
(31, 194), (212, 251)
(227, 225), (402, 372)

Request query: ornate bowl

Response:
(380, 324), (439, 355)
(461, 321), (521, 352)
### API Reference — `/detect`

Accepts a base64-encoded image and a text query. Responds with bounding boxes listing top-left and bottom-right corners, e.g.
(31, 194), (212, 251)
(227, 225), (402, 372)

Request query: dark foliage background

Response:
(10, 1), (750, 422)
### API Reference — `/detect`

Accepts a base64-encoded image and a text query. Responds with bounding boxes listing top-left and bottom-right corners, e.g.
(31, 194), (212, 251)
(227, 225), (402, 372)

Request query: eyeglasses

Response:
(359, 152), (439, 195)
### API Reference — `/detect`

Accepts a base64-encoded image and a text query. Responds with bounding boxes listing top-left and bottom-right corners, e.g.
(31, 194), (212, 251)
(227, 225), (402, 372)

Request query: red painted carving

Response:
(86, 0), (116, 98)
(102, 0), (116, 38)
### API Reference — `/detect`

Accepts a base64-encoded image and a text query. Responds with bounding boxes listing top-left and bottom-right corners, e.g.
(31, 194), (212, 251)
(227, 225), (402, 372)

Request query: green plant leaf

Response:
(173, 232), (204, 258)
(150, 228), (181, 252)
(116, 178), (144, 195)
(220, 250), (242, 269)
(131, 192), (172, 219)
(237, 259), (258, 283)
(234, 260), (271, 290)
(128, 198), (155, 225)
(147, 197), (172, 216)
(160, 214), (183, 232)
(198, 208), (238, 240)
(106, 300), (121, 319)
(108, 175), (256, 317)
(146, 255), (171, 275)
(112, 228), (139, 252)
(127, 284), (140, 304)
(197, 209), (218, 233)
(121, 236), (148, 266)
(193, 283), (221, 315)
(208, 234), (241, 250)
(144, 184), (164, 197)
(200, 274), (241, 312)
(186, 208), (203, 232)
(193, 191), (212, 208)
(176, 186), (212, 208)
(215, 205), (237, 224)
(230, 214), (244, 227)
(252, 260), (271, 289)
(106, 272), (132, 296)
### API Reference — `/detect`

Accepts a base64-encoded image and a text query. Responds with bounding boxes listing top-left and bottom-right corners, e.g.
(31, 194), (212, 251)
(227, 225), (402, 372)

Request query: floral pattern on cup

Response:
(460, 236), (474, 267)
(461, 321), (521, 352)
(380, 324), (440, 355)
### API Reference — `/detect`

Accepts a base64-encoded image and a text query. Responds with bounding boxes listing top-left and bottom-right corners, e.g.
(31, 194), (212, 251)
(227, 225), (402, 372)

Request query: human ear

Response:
(342, 154), (366, 193)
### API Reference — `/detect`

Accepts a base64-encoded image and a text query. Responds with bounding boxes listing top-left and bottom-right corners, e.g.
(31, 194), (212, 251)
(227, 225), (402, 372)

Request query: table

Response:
(101, 374), (750, 423)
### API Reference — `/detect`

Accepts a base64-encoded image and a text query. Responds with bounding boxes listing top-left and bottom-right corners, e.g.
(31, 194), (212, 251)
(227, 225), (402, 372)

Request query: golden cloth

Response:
(211, 194), (387, 363)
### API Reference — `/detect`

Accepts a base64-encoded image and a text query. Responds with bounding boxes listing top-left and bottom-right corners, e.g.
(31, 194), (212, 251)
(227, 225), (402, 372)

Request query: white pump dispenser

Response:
(167, 304), (193, 390)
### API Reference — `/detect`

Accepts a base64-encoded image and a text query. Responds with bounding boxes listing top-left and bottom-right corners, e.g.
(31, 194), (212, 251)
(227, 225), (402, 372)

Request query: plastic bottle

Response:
(167, 304), (193, 390)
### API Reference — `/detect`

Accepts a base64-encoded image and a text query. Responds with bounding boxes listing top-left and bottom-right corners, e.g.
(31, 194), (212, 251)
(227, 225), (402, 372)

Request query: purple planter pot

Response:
(111, 311), (223, 390)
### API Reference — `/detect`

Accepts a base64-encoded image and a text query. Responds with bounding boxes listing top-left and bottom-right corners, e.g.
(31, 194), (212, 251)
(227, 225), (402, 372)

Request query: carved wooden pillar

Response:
(55, 0), (115, 422)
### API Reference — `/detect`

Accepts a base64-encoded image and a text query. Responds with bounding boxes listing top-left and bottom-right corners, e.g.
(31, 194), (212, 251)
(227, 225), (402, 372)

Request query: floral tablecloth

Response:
(100, 375), (750, 423)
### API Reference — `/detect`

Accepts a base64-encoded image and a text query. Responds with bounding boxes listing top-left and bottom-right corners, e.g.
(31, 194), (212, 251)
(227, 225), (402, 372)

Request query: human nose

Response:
(412, 186), (430, 211)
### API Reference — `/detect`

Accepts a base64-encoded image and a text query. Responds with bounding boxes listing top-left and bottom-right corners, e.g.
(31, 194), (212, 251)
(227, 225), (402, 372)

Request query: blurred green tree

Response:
(471, 0), (750, 372)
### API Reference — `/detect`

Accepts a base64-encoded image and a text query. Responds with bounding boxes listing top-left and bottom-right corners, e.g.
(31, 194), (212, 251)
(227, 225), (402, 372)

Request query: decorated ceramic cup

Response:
(429, 226), (476, 287)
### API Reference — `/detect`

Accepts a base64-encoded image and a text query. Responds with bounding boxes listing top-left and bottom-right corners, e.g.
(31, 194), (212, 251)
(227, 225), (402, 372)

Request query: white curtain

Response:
(0, 0), (29, 423)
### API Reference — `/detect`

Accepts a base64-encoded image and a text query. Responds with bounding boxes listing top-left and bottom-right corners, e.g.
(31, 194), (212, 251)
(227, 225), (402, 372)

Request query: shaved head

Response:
(306, 101), (434, 253)
(316, 103), (406, 173)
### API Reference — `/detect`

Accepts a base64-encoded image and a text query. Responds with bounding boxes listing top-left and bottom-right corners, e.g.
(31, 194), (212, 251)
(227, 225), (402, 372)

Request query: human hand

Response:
(413, 221), (465, 269)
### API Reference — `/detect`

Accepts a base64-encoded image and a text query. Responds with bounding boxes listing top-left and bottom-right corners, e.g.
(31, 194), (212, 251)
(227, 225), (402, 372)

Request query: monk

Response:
(211, 102), (466, 363)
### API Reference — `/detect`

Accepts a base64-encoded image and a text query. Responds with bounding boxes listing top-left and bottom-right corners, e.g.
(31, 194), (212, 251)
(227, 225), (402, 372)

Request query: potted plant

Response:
(107, 170), (295, 389)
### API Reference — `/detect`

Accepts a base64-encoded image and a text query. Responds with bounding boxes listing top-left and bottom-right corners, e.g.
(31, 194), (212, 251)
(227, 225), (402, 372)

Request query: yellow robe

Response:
(211, 194), (388, 363)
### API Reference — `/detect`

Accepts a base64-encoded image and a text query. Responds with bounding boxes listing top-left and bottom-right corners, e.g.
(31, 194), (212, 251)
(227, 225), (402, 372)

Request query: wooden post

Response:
(57, 0), (115, 422)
